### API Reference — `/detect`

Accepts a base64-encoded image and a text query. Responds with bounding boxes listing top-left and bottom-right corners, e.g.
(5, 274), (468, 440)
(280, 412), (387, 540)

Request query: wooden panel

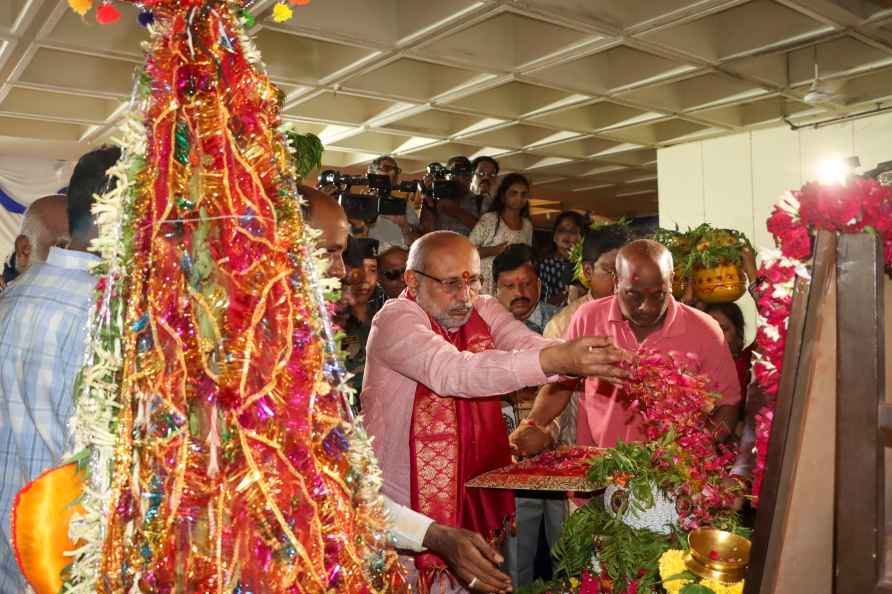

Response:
(657, 142), (704, 231)
(745, 231), (837, 594)
(750, 127), (802, 250)
(772, 261), (835, 594)
(834, 233), (885, 593)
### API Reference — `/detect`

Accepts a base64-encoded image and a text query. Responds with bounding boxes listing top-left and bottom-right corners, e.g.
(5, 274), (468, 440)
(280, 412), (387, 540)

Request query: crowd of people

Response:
(305, 152), (758, 592)
(0, 148), (758, 593)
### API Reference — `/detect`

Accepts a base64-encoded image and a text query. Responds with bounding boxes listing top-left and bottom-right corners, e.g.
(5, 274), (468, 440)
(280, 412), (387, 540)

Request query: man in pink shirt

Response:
(362, 231), (628, 593)
(511, 239), (741, 456)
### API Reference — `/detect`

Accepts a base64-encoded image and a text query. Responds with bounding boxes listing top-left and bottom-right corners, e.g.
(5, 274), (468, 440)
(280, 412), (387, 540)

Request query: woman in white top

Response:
(469, 173), (534, 294)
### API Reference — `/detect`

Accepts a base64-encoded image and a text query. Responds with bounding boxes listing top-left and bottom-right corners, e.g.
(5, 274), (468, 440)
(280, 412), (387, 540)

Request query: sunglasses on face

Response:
(382, 268), (406, 281)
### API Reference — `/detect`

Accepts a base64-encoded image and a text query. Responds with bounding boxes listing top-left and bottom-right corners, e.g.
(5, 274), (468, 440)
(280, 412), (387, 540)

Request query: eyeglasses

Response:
(474, 170), (498, 179)
(412, 270), (483, 294)
(377, 163), (402, 175)
(381, 268), (405, 281)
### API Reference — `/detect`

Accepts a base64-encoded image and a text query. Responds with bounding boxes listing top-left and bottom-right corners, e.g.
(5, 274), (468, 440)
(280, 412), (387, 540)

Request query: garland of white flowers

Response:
(63, 114), (145, 594)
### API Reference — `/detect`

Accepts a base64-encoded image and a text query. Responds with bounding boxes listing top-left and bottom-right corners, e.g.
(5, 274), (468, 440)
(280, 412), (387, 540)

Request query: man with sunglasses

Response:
(361, 230), (630, 593)
(378, 245), (409, 300)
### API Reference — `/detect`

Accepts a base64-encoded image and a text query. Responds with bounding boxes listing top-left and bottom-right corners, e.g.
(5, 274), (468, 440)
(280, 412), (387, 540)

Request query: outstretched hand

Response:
(423, 524), (512, 592)
(540, 336), (631, 384)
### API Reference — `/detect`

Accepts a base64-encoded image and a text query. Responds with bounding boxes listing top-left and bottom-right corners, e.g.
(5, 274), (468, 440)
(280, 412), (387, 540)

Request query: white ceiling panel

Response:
(0, 0), (890, 223)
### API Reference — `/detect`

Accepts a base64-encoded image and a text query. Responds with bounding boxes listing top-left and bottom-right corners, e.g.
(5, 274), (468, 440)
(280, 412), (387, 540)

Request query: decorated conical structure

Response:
(60, 2), (405, 592)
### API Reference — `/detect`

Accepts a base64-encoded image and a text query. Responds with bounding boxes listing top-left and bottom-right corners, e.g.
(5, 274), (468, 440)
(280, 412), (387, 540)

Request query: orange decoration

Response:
(67, 0), (92, 16)
(12, 464), (85, 594)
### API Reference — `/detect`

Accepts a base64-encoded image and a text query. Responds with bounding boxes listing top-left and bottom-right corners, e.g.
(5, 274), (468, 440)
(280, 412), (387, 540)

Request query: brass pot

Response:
(672, 267), (688, 300)
(684, 527), (751, 584)
(692, 264), (746, 304)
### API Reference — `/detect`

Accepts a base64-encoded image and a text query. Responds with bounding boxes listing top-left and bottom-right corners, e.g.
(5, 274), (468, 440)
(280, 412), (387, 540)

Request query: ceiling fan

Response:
(803, 63), (838, 105)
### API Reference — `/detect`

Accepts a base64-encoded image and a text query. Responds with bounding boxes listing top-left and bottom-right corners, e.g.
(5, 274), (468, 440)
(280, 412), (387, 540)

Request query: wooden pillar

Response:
(835, 233), (886, 593)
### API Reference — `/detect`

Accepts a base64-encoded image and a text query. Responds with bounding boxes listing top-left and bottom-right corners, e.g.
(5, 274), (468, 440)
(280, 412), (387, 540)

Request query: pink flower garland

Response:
(620, 349), (738, 529)
(751, 178), (892, 505)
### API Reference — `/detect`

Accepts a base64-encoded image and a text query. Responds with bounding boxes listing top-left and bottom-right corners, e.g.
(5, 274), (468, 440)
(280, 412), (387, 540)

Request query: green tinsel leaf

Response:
(174, 121), (191, 166)
(285, 131), (324, 179)
(681, 583), (717, 594)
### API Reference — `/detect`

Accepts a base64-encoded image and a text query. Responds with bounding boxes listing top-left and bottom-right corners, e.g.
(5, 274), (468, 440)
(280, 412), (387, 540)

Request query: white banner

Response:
(0, 156), (75, 260)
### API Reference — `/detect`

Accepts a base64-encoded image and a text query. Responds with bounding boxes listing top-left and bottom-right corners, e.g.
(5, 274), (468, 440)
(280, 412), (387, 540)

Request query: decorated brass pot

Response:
(692, 263), (746, 304)
(672, 267), (688, 300)
(684, 527), (751, 583)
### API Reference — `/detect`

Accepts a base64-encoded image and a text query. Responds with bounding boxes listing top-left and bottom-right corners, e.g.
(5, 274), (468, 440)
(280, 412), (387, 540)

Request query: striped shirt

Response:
(0, 247), (98, 592)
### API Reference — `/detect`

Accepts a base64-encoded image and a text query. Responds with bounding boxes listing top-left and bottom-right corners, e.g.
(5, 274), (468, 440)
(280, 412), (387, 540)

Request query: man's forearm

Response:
(527, 382), (574, 427)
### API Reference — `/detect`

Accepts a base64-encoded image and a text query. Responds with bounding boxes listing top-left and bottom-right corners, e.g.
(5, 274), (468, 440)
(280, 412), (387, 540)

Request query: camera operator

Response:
(364, 155), (422, 249)
(420, 156), (481, 236)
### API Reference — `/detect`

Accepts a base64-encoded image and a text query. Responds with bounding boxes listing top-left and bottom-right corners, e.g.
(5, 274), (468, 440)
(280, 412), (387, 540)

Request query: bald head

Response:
(406, 231), (481, 330)
(616, 239), (673, 282)
(615, 239), (674, 329)
(16, 194), (69, 273)
(302, 184), (346, 227)
(407, 230), (476, 273)
(301, 185), (349, 280)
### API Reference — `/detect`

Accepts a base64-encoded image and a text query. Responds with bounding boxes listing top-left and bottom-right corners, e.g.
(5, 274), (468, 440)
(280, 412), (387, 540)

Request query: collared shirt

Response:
(543, 294), (592, 342)
(361, 294), (559, 507)
(543, 294), (594, 445)
(0, 247), (98, 592)
(520, 302), (558, 335)
(566, 295), (741, 449)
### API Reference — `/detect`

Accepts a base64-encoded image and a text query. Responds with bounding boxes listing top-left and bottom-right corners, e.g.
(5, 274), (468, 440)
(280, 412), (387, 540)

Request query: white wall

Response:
(657, 110), (892, 344)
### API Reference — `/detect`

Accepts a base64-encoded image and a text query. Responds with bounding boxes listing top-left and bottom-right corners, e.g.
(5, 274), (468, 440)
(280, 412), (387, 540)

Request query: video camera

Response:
(424, 162), (470, 201)
(319, 170), (416, 222)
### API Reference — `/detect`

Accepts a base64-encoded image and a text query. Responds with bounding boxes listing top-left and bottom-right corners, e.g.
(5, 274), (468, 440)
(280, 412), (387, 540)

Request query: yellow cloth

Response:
(12, 463), (85, 594)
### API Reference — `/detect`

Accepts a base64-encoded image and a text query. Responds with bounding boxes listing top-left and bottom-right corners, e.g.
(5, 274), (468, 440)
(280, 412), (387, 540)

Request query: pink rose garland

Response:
(751, 178), (892, 505)
(620, 349), (738, 529)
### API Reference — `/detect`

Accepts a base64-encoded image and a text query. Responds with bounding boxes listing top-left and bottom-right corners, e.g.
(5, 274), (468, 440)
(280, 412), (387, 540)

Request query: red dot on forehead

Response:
(462, 271), (470, 280)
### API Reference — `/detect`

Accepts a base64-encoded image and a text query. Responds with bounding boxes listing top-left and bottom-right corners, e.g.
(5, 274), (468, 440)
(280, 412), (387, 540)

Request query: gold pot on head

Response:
(692, 263), (746, 304)
(672, 267), (688, 300)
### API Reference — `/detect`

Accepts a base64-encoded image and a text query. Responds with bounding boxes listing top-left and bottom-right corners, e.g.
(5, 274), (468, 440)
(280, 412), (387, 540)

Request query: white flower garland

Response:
(64, 114), (145, 594)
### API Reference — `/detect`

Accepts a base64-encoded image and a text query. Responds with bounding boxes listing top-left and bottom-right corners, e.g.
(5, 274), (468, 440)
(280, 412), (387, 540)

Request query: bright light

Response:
(816, 159), (849, 186)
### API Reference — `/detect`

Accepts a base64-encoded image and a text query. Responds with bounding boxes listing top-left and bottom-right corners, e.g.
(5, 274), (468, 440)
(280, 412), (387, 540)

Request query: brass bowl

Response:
(684, 527), (751, 583)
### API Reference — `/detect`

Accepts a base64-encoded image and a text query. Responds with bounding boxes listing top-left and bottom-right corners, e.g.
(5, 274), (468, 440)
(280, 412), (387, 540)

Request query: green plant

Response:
(651, 224), (751, 278)
(284, 130), (324, 179)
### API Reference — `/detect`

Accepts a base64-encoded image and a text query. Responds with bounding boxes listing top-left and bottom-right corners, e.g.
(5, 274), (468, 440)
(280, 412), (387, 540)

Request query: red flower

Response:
(766, 207), (796, 237)
(779, 226), (812, 260)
